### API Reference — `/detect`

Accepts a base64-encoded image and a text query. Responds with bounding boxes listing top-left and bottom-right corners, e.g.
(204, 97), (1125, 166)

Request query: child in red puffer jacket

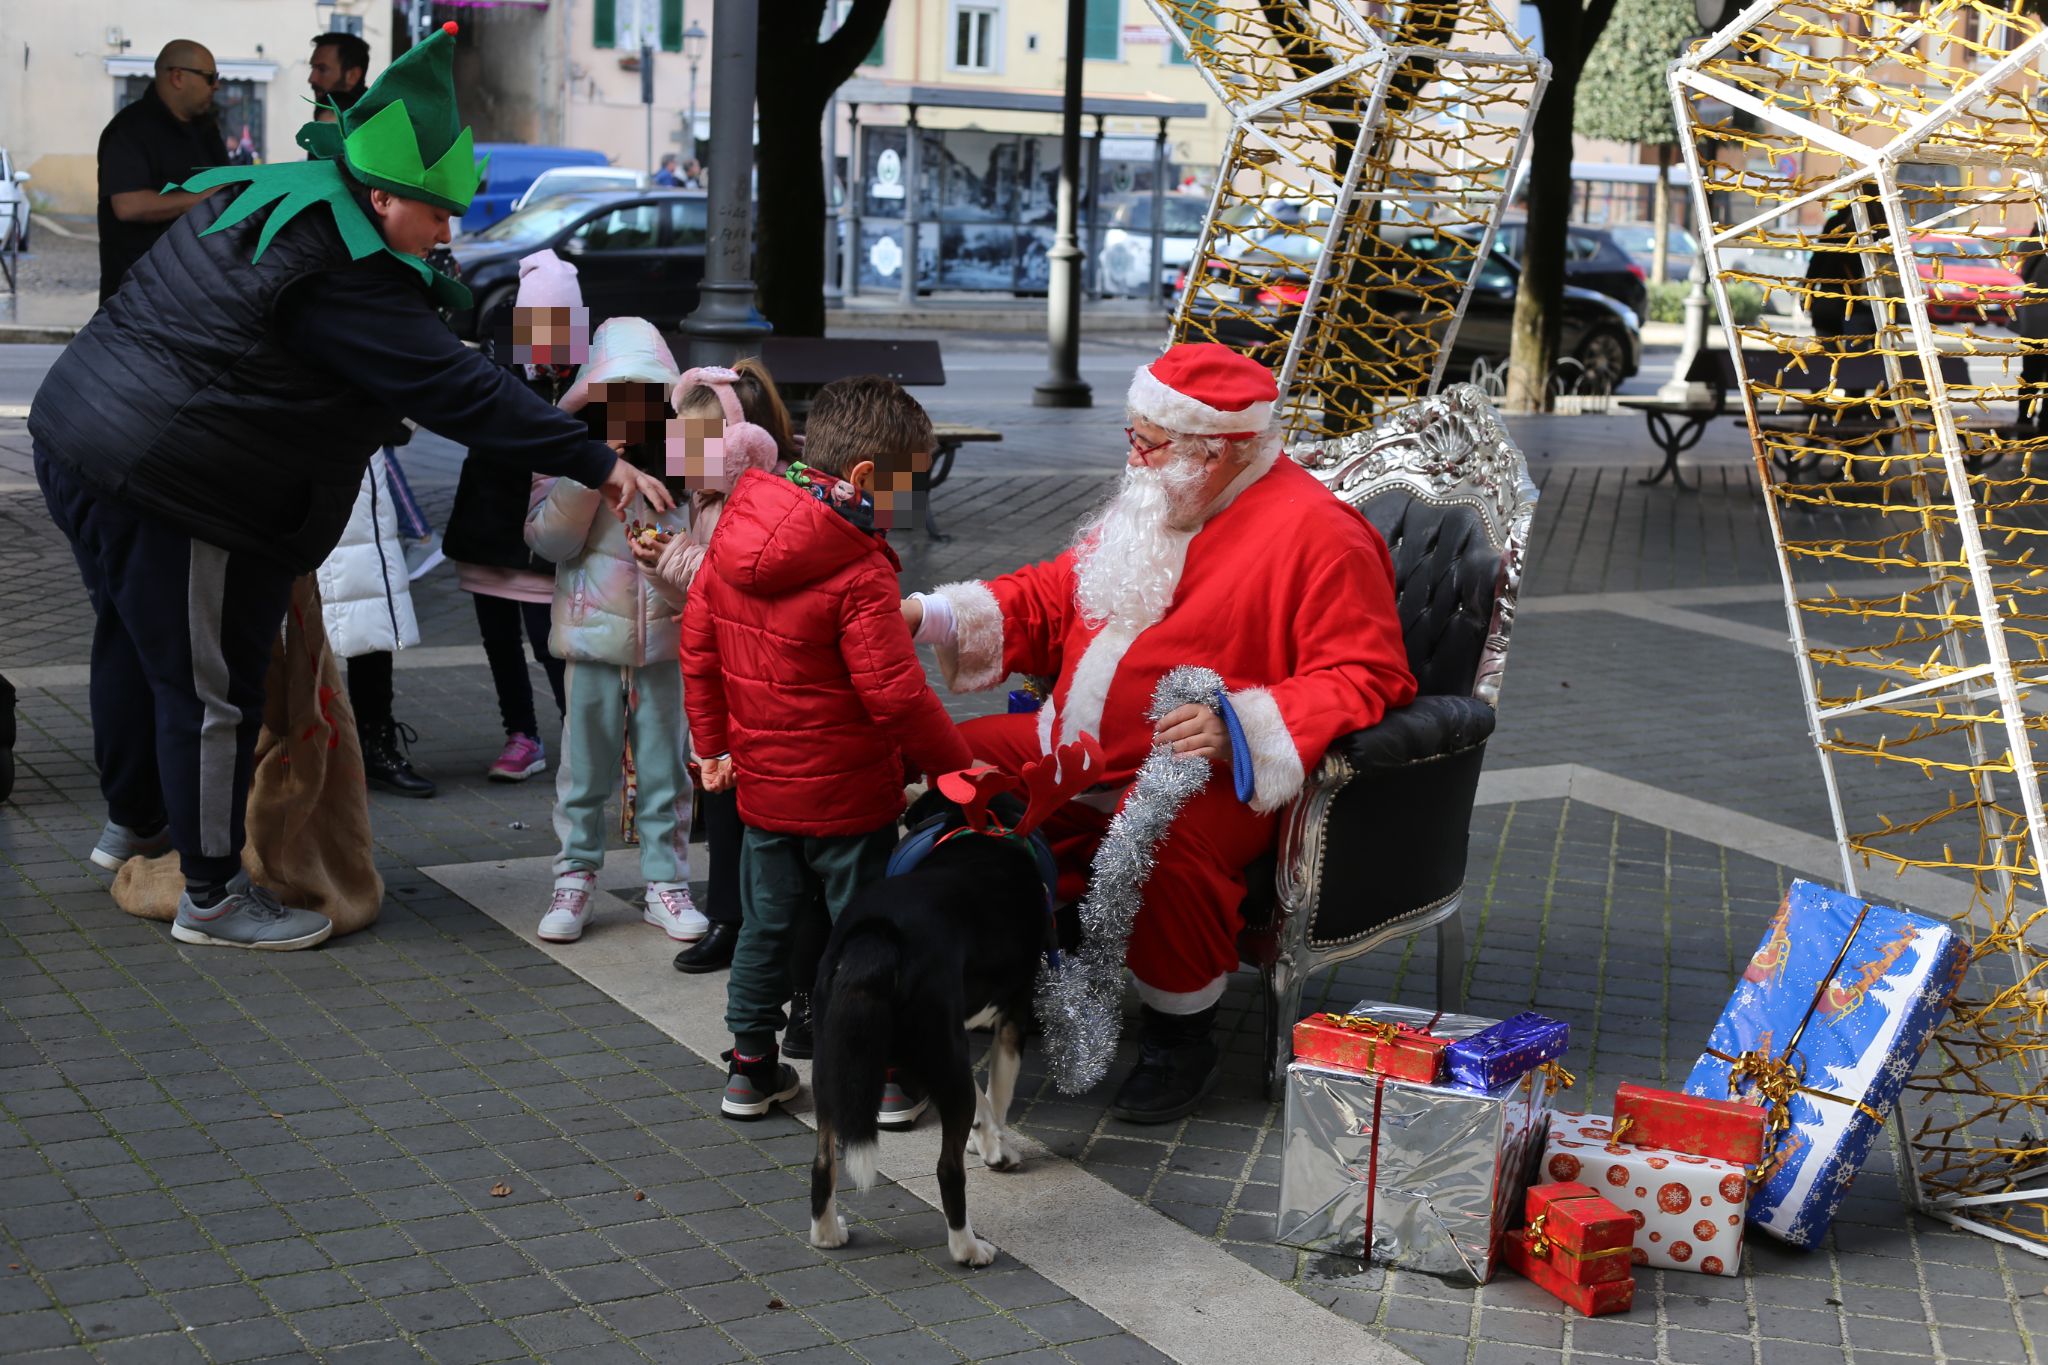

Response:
(682, 376), (972, 1120)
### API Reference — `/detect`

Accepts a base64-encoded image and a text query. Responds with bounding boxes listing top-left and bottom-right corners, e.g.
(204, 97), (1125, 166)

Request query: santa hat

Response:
(515, 250), (583, 310)
(559, 317), (679, 413)
(1127, 343), (1278, 438)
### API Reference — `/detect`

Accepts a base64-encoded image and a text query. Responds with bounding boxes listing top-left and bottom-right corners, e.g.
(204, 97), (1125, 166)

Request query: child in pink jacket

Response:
(631, 359), (797, 973)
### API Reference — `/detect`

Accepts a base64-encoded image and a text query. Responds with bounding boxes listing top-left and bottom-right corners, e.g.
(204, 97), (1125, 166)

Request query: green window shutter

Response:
(660, 0), (683, 52)
(1170, 0), (1219, 64)
(594, 0), (616, 49)
(1085, 0), (1120, 60)
(865, 23), (886, 66)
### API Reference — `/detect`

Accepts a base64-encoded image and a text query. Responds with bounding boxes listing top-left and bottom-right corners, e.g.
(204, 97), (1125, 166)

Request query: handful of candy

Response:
(628, 521), (673, 548)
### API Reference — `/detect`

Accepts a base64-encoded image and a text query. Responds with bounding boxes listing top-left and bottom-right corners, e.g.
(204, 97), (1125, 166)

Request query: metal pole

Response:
(899, 105), (921, 308)
(824, 96), (842, 304)
(1084, 113), (1104, 300)
(844, 104), (863, 297)
(1033, 0), (1092, 408)
(641, 42), (655, 176)
(687, 62), (699, 163)
(1150, 118), (1168, 309)
(679, 0), (772, 367)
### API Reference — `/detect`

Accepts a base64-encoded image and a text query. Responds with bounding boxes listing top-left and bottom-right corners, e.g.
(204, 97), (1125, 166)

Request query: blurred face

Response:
(864, 448), (931, 531)
(670, 414), (726, 488)
(588, 382), (669, 449)
(510, 305), (589, 368)
(369, 189), (452, 257)
(308, 44), (363, 96)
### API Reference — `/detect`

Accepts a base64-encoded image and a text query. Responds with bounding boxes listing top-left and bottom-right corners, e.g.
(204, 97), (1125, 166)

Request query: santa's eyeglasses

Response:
(1125, 427), (1172, 459)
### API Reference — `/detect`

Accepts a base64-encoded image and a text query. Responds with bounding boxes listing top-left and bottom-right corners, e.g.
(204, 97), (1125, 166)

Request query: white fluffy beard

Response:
(1072, 460), (1204, 631)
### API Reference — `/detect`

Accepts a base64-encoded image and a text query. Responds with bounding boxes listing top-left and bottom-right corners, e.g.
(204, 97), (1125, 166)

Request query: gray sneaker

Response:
(173, 877), (333, 951)
(90, 819), (173, 871)
(878, 1071), (929, 1130)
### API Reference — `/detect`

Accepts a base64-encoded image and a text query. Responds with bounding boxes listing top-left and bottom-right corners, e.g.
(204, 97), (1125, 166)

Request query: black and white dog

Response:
(808, 740), (1100, 1267)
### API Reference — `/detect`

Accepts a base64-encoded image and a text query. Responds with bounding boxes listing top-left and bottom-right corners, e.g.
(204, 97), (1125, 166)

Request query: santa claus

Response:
(901, 343), (1416, 1122)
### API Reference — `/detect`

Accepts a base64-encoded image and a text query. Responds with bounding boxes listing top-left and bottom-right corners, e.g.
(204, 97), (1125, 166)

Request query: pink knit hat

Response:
(514, 250), (583, 310)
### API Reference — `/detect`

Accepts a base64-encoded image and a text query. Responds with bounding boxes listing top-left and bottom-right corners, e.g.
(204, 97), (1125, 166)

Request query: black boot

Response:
(781, 991), (815, 1060)
(674, 921), (738, 973)
(362, 719), (436, 799)
(1109, 1005), (1221, 1124)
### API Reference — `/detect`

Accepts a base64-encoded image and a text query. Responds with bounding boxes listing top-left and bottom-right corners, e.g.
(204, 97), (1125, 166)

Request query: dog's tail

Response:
(815, 929), (896, 1191)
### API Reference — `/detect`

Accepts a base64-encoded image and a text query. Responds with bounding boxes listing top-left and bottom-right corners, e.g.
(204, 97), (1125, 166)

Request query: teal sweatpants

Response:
(552, 658), (691, 886)
(726, 823), (896, 1055)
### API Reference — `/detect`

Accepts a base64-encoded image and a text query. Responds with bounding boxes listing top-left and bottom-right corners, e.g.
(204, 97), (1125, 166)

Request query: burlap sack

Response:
(112, 576), (385, 934)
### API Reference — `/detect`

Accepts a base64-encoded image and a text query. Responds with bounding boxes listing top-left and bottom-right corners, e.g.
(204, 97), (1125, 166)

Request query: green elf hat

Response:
(164, 21), (481, 311)
(298, 21), (486, 213)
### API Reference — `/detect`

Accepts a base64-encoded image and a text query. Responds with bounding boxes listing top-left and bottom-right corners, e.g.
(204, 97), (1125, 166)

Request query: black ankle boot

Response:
(362, 719), (437, 799)
(781, 991), (815, 1060)
(1109, 1004), (1221, 1124)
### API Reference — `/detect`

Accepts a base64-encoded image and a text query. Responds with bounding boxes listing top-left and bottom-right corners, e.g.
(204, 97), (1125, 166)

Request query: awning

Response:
(836, 79), (1207, 122)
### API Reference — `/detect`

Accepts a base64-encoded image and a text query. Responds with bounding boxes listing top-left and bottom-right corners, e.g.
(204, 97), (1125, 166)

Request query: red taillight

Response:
(1257, 282), (1310, 305)
(1627, 262), (1646, 281)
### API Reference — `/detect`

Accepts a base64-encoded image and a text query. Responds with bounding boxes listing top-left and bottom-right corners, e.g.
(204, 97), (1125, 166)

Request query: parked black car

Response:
(446, 189), (708, 338)
(1458, 217), (1649, 319)
(1179, 226), (1641, 392)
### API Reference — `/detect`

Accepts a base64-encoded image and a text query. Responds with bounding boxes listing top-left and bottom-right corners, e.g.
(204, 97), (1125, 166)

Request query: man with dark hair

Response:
(310, 32), (372, 108)
(96, 40), (229, 301)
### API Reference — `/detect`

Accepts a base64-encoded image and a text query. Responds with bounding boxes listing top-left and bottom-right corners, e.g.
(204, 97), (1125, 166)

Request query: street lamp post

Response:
(1033, 0), (1092, 409)
(684, 21), (707, 166)
(679, 0), (770, 368)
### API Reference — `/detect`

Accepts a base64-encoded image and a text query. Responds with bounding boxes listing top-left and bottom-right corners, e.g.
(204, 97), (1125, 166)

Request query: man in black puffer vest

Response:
(29, 23), (670, 952)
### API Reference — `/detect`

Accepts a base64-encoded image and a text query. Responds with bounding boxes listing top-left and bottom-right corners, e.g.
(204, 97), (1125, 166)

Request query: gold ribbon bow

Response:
(1611, 1115), (1636, 1145)
(1525, 1211), (1553, 1260)
(1707, 1044), (1887, 1184)
(1538, 1060), (1576, 1092)
(1315, 1014), (1404, 1043)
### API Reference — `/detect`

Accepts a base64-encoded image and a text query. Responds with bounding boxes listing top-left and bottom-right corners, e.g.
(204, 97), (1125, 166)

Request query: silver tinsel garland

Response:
(1036, 665), (1223, 1094)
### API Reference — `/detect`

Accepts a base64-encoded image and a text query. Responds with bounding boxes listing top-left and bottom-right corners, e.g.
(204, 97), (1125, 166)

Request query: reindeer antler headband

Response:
(934, 735), (1105, 840)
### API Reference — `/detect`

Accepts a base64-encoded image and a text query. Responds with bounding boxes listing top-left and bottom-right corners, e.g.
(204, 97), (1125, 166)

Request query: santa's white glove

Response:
(908, 591), (957, 647)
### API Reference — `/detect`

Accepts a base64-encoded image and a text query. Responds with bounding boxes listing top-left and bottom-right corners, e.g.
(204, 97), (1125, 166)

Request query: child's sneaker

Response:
(722, 1047), (801, 1120)
(644, 883), (708, 942)
(487, 733), (547, 782)
(878, 1069), (930, 1130)
(538, 871), (596, 942)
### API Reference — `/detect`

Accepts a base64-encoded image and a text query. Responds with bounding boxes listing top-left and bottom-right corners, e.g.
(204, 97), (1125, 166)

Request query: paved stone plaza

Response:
(2, 338), (2042, 1363)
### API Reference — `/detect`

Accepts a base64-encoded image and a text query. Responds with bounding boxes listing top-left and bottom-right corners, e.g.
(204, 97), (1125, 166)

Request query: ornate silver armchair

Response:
(1237, 385), (1538, 1098)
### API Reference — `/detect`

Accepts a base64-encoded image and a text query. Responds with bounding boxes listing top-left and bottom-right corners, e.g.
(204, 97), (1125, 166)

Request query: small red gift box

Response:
(1614, 1082), (1767, 1168)
(1505, 1227), (1635, 1315)
(1291, 1013), (1445, 1083)
(1522, 1181), (1634, 1285)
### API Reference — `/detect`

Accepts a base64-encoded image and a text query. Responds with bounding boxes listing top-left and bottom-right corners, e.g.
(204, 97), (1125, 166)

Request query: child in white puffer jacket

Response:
(524, 318), (697, 947)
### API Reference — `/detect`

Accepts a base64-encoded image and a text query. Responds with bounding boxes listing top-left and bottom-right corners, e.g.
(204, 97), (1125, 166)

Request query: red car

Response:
(1910, 234), (2024, 324)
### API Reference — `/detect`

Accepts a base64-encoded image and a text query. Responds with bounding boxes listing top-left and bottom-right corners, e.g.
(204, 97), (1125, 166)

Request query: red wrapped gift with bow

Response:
(1292, 1012), (1446, 1083)
(1613, 1082), (1767, 1168)
(1521, 1181), (1635, 1285)
(1505, 1226), (1635, 1315)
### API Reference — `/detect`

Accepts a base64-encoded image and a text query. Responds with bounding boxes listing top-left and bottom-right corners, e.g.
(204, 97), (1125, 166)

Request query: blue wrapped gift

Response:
(1683, 879), (1967, 1249)
(1444, 1011), (1569, 1091)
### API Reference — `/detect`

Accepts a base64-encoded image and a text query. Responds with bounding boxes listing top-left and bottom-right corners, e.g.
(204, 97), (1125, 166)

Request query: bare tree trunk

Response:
(756, 83), (830, 337)
(1650, 142), (1673, 286)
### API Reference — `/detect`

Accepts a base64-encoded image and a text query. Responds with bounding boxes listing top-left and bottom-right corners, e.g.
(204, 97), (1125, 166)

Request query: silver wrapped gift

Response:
(1275, 1003), (1556, 1284)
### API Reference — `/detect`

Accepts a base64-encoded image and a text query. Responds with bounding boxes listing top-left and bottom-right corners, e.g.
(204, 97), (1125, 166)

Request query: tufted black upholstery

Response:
(1238, 487), (1506, 1067)
(1362, 495), (1501, 700)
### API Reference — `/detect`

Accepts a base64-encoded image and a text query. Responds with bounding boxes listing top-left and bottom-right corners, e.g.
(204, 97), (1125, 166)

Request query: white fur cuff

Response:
(934, 580), (1005, 692)
(1229, 686), (1307, 814)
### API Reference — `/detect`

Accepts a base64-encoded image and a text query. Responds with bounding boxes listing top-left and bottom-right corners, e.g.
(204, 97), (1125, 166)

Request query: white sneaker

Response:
(538, 872), (596, 943)
(644, 882), (708, 942)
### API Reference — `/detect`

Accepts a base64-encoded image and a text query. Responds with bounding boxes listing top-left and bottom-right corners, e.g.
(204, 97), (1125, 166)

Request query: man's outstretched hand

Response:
(600, 452), (675, 519)
(1156, 703), (1229, 767)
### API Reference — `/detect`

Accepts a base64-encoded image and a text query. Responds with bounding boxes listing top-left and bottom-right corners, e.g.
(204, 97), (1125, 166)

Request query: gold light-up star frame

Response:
(1672, 0), (2048, 1254)
(1147, 0), (1548, 443)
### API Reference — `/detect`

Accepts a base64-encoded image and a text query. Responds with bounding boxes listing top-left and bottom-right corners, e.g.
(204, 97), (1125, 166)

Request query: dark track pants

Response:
(37, 448), (295, 889)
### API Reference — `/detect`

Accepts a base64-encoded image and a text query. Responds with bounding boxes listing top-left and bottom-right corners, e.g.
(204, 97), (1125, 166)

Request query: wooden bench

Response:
(756, 337), (1003, 541)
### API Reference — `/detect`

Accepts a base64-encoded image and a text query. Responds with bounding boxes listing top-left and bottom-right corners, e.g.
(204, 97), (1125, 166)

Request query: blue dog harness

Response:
(886, 814), (1066, 968)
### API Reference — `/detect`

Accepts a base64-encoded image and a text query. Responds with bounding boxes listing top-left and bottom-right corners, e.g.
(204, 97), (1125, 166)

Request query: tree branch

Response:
(819, 0), (894, 88)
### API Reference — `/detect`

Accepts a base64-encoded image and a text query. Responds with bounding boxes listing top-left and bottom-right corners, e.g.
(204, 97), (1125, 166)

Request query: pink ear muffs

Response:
(669, 366), (778, 492)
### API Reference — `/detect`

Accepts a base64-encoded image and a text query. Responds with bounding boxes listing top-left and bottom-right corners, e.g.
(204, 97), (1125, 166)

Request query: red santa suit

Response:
(924, 419), (1415, 1010)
